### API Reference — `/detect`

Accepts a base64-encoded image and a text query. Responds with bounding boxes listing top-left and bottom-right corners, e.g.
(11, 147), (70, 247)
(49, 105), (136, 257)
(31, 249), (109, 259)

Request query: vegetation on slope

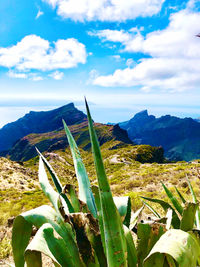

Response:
(0, 145), (200, 263)
(8, 122), (132, 161)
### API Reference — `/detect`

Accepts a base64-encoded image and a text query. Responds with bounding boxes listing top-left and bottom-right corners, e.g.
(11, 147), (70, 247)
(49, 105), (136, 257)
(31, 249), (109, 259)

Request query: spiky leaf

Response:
(12, 205), (84, 267)
(180, 202), (198, 231)
(86, 99), (127, 267)
(141, 196), (180, 228)
(63, 120), (97, 217)
(38, 153), (74, 213)
(161, 182), (183, 215)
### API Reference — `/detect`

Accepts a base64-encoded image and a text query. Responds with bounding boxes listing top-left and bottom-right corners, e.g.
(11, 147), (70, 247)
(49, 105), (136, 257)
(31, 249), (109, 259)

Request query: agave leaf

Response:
(113, 196), (131, 227)
(123, 226), (137, 267)
(187, 176), (200, 229)
(37, 149), (74, 213)
(180, 202), (198, 231)
(161, 182), (183, 215)
(38, 156), (60, 212)
(142, 200), (161, 218)
(12, 215), (32, 267)
(144, 229), (200, 267)
(141, 196), (180, 229)
(25, 223), (84, 267)
(64, 184), (81, 212)
(129, 206), (144, 230)
(63, 120), (97, 218)
(174, 186), (186, 204)
(12, 205), (84, 267)
(143, 252), (165, 266)
(91, 185), (106, 254)
(25, 250), (42, 267)
(85, 99), (127, 267)
(189, 229), (200, 266)
(137, 223), (166, 267)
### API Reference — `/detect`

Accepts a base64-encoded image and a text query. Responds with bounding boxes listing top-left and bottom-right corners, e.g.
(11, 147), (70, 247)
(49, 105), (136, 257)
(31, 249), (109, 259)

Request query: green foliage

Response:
(133, 145), (164, 163)
(0, 189), (47, 225)
(0, 237), (12, 259)
(10, 101), (200, 266)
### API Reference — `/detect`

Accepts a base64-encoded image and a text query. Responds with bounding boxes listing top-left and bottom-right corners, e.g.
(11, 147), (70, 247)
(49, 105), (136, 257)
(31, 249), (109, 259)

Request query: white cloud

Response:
(8, 70), (28, 79)
(49, 70), (64, 80)
(43, 0), (165, 22)
(126, 58), (135, 67)
(93, 8), (200, 92)
(0, 35), (87, 72)
(89, 29), (131, 43)
(8, 70), (44, 81)
(36, 10), (44, 19)
(30, 74), (44, 81)
(112, 55), (124, 62)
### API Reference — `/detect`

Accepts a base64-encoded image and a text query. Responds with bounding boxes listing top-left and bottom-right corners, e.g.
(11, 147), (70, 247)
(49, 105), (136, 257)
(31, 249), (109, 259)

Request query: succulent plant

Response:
(12, 100), (200, 266)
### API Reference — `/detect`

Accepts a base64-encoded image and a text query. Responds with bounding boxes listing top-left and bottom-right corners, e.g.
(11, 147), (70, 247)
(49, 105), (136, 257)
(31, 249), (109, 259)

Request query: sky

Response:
(0, 0), (200, 127)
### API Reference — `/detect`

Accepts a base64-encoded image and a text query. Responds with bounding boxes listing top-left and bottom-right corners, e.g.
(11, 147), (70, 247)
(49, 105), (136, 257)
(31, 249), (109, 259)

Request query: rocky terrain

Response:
(119, 110), (200, 161)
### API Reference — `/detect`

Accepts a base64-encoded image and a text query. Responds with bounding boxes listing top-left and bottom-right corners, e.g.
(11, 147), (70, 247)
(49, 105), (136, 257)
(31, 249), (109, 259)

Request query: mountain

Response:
(8, 121), (133, 161)
(0, 103), (87, 153)
(119, 110), (200, 161)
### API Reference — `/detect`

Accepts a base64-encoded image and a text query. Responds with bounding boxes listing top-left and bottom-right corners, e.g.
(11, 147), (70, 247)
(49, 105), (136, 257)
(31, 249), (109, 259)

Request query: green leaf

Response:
(129, 206), (144, 230)
(141, 196), (180, 229)
(187, 176), (200, 229)
(38, 156), (61, 212)
(113, 196), (131, 227)
(63, 120), (97, 218)
(64, 184), (81, 212)
(187, 176), (198, 203)
(180, 202), (198, 231)
(174, 186), (186, 204)
(123, 226), (137, 267)
(85, 99), (127, 267)
(161, 182), (183, 215)
(37, 149), (74, 213)
(12, 216), (32, 267)
(12, 205), (84, 267)
(144, 229), (200, 267)
(25, 223), (84, 267)
(24, 251), (42, 267)
(137, 223), (166, 267)
(91, 185), (106, 255)
(142, 201), (161, 218)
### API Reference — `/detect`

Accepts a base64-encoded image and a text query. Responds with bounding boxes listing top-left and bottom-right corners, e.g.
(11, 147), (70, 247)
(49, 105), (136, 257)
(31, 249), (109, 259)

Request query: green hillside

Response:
(1, 142), (200, 262)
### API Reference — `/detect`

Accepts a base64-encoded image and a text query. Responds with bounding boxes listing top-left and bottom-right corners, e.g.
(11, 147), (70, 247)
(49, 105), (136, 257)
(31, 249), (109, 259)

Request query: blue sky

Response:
(0, 0), (200, 127)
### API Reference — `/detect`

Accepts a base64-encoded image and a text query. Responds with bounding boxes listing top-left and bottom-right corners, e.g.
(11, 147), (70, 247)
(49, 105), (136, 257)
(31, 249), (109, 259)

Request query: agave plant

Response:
(12, 100), (200, 266)
(141, 178), (200, 230)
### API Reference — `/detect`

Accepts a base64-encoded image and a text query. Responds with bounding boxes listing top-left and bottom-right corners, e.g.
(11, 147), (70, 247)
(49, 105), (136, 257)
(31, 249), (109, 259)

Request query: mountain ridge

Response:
(0, 103), (87, 152)
(119, 110), (200, 161)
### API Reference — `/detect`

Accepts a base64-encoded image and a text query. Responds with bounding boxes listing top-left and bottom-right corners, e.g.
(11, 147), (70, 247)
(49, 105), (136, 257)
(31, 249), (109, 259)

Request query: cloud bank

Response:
(0, 35), (87, 72)
(92, 8), (200, 91)
(43, 0), (165, 21)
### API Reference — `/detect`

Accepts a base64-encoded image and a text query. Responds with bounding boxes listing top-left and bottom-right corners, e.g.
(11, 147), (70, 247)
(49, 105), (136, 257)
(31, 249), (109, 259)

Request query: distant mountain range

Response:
(0, 103), (199, 162)
(0, 103), (132, 161)
(8, 121), (132, 161)
(119, 110), (200, 161)
(0, 103), (86, 153)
